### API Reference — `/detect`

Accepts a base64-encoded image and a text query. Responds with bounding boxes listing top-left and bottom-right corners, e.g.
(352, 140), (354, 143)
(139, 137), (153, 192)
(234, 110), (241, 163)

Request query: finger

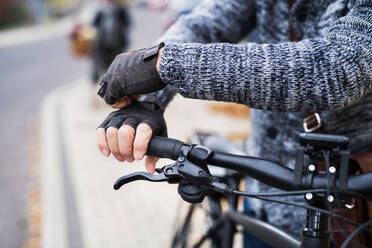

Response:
(133, 123), (153, 160)
(107, 115), (125, 129)
(96, 128), (110, 157)
(106, 127), (125, 162)
(97, 111), (116, 129)
(111, 97), (132, 109)
(145, 156), (159, 174)
(118, 125), (135, 162)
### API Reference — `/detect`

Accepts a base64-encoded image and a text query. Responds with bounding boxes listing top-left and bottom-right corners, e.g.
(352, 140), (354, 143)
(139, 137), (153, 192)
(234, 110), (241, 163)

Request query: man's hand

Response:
(96, 123), (159, 173)
(96, 99), (167, 173)
(97, 43), (165, 105)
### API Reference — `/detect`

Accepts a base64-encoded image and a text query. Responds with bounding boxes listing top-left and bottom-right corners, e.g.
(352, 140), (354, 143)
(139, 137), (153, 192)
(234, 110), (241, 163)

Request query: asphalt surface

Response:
(0, 34), (89, 248)
(0, 7), (167, 247)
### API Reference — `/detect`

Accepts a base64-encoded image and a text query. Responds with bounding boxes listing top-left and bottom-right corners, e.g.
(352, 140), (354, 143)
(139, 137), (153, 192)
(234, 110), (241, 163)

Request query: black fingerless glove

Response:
(97, 97), (167, 137)
(97, 42), (166, 105)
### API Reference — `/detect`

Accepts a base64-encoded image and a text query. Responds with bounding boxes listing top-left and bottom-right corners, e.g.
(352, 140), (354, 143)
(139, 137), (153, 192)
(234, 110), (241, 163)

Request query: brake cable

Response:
(230, 189), (371, 201)
(208, 183), (372, 235)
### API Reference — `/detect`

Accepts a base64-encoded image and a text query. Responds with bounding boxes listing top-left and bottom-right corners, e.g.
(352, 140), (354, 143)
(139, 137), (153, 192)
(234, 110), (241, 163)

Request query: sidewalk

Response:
(41, 79), (251, 248)
(0, 2), (97, 49)
(0, 17), (73, 49)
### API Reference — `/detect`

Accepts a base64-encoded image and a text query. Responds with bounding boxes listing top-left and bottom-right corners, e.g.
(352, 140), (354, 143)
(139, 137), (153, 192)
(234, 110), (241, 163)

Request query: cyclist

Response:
(96, 0), (372, 246)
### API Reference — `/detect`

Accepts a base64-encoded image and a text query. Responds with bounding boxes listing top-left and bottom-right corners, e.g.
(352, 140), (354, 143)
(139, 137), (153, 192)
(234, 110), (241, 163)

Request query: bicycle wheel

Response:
(170, 192), (244, 248)
(170, 199), (214, 248)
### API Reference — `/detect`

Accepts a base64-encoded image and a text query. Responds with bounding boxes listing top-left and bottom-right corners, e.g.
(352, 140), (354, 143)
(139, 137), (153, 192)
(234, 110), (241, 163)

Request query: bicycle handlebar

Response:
(147, 136), (372, 195)
(147, 136), (184, 160)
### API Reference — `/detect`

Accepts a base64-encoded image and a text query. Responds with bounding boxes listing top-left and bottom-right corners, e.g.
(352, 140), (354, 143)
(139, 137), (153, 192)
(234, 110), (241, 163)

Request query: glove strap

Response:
(144, 42), (164, 60)
(138, 95), (165, 113)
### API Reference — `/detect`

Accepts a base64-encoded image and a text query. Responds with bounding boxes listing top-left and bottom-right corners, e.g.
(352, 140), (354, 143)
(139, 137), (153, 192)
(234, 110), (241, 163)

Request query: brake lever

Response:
(114, 172), (170, 190)
(114, 163), (185, 190)
(114, 156), (230, 194)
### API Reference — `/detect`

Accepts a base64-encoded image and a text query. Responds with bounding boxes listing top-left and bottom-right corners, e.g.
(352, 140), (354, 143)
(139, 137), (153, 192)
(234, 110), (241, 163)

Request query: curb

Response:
(40, 86), (69, 248)
(40, 79), (91, 248)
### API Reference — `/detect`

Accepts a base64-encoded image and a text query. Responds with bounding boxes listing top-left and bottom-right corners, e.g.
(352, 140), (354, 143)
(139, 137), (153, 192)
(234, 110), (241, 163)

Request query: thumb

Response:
(111, 95), (140, 109)
(111, 97), (132, 108)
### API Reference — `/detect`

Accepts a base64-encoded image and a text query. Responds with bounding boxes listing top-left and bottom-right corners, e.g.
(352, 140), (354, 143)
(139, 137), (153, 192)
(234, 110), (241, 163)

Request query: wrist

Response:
(156, 47), (163, 73)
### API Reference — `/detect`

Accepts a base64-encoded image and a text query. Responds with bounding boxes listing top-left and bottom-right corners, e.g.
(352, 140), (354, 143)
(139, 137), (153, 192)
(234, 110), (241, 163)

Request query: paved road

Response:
(0, 7), (167, 248)
(0, 35), (89, 247)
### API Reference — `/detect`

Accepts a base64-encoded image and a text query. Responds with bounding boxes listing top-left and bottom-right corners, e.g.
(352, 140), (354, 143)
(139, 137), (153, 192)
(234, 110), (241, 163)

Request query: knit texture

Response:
(149, 0), (372, 234)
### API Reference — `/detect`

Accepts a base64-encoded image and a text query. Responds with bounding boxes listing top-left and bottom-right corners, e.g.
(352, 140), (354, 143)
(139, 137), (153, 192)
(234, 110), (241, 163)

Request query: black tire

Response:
(170, 198), (220, 248)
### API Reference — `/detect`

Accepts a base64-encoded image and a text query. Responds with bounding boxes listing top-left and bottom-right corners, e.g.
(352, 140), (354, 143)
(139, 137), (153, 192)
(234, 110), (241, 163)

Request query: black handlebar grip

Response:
(146, 136), (184, 160)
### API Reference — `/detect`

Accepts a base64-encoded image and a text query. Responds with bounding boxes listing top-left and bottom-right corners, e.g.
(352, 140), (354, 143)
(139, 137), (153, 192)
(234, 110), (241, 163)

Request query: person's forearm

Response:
(157, 39), (371, 112)
(143, 0), (256, 107)
(156, 1), (372, 112)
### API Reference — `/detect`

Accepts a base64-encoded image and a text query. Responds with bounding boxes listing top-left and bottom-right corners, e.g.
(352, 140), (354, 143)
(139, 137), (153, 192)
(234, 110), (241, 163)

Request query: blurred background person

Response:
(91, 0), (131, 83)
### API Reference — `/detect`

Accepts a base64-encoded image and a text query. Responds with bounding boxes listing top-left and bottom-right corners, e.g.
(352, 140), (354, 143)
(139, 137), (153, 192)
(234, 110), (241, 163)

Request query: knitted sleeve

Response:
(158, 0), (372, 111)
(144, 0), (256, 106)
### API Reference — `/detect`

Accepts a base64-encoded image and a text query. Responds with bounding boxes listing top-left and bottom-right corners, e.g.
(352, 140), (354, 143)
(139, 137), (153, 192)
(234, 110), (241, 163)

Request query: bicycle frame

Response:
(172, 171), (333, 248)
(177, 190), (331, 248)
(226, 204), (331, 248)
(226, 211), (301, 248)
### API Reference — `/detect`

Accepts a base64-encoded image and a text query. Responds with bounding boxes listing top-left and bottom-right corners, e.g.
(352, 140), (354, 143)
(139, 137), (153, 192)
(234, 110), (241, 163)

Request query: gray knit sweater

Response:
(151, 0), (372, 234)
